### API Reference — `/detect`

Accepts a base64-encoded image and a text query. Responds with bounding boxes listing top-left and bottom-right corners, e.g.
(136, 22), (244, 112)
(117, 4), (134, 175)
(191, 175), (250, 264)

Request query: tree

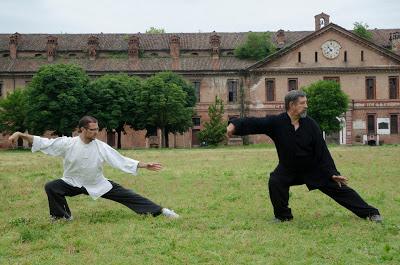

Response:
(25, 64), (90, 136)
(198, 96), (227, 146)
(235, 32), (276, 60)
(353, 22), (373, 41)
(154, 71), (196, 108)
(303, 80), (349, 134)
(135, 72), (194, 148)
(0, 89), (28, 147)
(145, 27), (166, 34)
(86, 74), (142, 148)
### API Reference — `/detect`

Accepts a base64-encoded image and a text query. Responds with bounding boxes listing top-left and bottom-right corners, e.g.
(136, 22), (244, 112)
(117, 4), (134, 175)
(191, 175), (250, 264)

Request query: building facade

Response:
(1, 13), (399, 148)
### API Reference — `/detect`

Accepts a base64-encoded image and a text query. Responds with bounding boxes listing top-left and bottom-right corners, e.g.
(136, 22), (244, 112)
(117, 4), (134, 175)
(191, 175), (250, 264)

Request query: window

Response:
(288, 78), (298, 91)
(390, 115), (398, 134)
(193, 81), (201, 102)
(227, 79), (238, 103)
(191, 52), (199, 56)
(367, 114), (375, 134)
(69, 53), (77, 57)
(389, 76), (399, 99)
(315, 52), (318, 62)
(344, 51), (347, 62)
(298, 52), (301, 63)
(2, 53), (9, 58)
(265, 78), (275, 101)
(192, 117), (201, 127)
(34, 53), (42, 57)
(361, 50), (364, 61)
(226, 51), (234, 56)
(365, 77), (376, 99)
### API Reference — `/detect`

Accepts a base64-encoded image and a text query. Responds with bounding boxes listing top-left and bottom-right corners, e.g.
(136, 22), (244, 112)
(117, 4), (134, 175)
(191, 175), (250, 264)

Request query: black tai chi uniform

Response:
(231, 113), (380, 220)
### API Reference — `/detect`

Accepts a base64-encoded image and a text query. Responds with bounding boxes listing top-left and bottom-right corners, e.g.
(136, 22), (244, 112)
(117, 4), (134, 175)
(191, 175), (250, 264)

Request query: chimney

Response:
(314, 13), (330, 31)
(9, 32), (20, 59)
(46, 35), (58, 62)
(276, 29), (286, 46)
(169, 35), (180, 70)
(210, 32), (221, 70)
(87, 35), (99, 60)
(128, 35), (140, 69)
(390, 32), (400, 52)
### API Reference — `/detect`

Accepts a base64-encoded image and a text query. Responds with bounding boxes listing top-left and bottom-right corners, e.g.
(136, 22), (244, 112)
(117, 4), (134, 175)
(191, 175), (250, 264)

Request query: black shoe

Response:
(367, 214), (383, 223)
(50, 215), (73, 223)
(271, 217), (293, 223)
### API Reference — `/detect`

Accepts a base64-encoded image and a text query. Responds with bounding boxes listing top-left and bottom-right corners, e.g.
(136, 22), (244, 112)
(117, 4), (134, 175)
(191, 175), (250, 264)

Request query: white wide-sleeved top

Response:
(32, 136), (139, 199)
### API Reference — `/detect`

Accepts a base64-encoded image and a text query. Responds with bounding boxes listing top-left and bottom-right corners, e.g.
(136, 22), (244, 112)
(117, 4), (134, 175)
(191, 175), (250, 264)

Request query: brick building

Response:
(1, 13), (399, 148)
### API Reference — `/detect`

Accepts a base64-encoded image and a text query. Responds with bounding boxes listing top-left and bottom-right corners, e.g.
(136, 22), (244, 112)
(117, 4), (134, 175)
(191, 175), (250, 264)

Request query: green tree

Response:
(86, 74), (142, 149)
(303, 80), (349, 134)
(25, 64), (90, 136)
(353, 22), (373, 40)
(198, 96), (227, 146)
(135, 72), (194, 148)
(0, 89), (28, 147)
(235, 32), (276, 60)
(145, 27), (166, 34)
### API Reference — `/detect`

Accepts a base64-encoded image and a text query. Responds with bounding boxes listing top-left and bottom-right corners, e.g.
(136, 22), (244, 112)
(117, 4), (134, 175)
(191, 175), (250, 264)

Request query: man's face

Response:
(290, 96), (308, 118)
(81, 122), (99, 141)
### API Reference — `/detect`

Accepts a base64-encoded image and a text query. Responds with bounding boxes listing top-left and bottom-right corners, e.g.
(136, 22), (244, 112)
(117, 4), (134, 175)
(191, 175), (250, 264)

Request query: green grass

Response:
(0, 146), (399, 264)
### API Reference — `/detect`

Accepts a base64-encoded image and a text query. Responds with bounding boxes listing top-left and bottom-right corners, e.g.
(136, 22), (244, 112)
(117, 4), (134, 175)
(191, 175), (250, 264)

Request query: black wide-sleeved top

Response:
(231, 112), (340, 189)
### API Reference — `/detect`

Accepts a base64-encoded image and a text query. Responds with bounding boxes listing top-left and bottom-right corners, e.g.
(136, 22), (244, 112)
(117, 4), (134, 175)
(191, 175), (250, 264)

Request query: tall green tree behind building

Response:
(235, 32), (276, 60)
(353, 22), (373, 40)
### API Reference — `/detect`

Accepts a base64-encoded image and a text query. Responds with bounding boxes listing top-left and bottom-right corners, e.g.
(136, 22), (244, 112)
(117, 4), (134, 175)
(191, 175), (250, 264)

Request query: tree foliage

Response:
(135, 72), (195, 147)
(145, 27), (166, 34)
(353, 22), (373, 41)
(25, 64), (90, 136)
(303, 80), (349, 134)
(0, 89), (28, 135)
(235, 32), (276, 60)
(198, 97), (227, 146)
(86, 74), (142, 148)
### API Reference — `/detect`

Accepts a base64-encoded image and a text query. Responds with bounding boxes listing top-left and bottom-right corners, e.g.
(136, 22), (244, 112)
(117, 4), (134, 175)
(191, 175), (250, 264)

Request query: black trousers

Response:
(268, 173), (380, 220)
(44, 179), (163, 219)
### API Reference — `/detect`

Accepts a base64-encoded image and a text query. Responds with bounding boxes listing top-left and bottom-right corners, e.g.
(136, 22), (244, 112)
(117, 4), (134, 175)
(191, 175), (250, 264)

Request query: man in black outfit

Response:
(227, 90), (382, 222)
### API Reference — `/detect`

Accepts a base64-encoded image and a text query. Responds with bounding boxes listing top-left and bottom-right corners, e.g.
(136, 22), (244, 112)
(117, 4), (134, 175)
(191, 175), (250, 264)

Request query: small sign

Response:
(377, 118), (390, 135)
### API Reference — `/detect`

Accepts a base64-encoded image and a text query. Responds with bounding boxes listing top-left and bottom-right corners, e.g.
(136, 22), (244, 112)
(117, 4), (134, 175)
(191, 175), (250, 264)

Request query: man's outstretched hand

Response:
(8, 132), (21, 144)
(144, 162), (162, 171)
(332, 175), (348, 187)
(226, 123), (235, 138)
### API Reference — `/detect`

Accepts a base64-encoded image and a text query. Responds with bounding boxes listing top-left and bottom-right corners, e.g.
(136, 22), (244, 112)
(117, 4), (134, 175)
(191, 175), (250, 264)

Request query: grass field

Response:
(0, 145), (399, 265)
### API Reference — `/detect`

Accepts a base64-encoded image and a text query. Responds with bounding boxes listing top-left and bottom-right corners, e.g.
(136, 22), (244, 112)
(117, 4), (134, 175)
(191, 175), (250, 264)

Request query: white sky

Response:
(1, 0), (399, 34)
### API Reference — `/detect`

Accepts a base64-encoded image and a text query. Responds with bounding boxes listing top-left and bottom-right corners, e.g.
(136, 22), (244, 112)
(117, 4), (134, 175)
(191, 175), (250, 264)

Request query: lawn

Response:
(0, 145), (399, 264)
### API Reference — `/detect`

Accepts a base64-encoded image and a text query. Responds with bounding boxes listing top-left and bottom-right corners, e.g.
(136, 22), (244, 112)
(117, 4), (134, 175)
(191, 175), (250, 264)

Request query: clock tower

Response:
(315, 13), (330, 31)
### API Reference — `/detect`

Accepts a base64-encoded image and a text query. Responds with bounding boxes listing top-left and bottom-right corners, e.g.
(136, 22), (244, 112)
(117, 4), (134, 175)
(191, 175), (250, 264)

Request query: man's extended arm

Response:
(227, 116), (275, 137)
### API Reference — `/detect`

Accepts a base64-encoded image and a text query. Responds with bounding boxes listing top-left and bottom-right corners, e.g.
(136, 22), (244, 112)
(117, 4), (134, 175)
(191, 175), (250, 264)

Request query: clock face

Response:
(321, 40), (341, 59)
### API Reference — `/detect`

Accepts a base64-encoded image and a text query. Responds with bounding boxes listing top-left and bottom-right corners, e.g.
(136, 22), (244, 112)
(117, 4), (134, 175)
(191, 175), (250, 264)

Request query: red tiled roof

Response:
(0, 56), (255, 73)
(0, 28), (397, 52)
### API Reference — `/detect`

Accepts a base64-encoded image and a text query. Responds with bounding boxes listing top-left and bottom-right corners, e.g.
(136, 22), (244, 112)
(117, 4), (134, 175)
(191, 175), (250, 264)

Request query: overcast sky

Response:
(1, 0), (399, 34)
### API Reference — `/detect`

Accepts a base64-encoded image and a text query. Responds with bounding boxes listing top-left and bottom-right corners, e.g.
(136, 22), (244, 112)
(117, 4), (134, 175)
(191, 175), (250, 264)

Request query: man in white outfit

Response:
(8, 116), (179, 221)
